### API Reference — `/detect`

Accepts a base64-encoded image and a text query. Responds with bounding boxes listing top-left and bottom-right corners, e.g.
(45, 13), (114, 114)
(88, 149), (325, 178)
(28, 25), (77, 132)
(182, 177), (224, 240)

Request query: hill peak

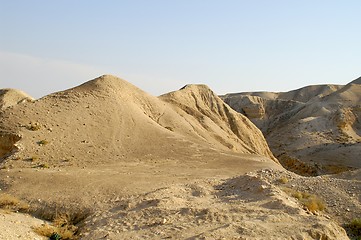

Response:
(180, 84), (211, 91)
(177, 84), (216, 97)
(0, 88), (34, 109)
(81, 74), (133, 88)
(71, 75), (145, 97)
(349, 76), (361, 85)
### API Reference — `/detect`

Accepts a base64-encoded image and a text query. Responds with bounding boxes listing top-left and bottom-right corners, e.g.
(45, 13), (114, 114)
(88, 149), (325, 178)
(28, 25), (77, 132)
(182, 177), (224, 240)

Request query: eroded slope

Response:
(223, 78), (361, 175)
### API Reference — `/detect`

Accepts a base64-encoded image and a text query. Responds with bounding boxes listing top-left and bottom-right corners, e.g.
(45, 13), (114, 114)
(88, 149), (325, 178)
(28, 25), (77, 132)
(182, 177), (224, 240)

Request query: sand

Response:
(0, 210), (47, 239)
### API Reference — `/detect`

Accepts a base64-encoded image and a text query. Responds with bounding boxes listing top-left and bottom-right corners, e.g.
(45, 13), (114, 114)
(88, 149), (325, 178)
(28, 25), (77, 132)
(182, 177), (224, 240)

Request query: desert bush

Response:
(278, 177), (289, 184)
(344, 218), (361, 239)
(33, 214), (79, 240)
(282, 188), (325, 212)
(0, 193), (29, 212)
(32, 205), (91, 240)
(300, 196), (325, 212)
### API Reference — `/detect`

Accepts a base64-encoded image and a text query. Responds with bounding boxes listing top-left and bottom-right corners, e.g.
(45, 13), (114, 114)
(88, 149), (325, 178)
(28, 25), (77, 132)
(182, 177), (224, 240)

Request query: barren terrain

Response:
(0, 75), (360, 239)
(222, 77), (361, 176)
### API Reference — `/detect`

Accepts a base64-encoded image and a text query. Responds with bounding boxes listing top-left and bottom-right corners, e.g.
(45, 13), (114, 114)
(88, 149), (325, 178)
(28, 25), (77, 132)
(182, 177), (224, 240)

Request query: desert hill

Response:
(0, 75), (275, 166)
(0, 75), (358, 239)
(226, 84), (344, 103)
(0, 88), (33, 110)
(0, 75), (281, 209)
(222, 77), (361, 175)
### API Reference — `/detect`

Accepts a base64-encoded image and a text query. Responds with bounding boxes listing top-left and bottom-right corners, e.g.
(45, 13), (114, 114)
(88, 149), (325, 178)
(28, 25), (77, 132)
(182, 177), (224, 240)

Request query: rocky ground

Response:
(78, 168), (360, 239)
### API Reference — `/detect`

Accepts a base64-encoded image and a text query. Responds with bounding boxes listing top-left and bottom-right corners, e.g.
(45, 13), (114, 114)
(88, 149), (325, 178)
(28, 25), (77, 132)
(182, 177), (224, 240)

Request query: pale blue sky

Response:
(1, 1), (360, 98)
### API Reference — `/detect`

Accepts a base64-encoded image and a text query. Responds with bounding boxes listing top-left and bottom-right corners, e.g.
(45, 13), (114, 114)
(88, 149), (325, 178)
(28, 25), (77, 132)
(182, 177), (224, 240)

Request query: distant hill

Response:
(222, 78), (361, 175)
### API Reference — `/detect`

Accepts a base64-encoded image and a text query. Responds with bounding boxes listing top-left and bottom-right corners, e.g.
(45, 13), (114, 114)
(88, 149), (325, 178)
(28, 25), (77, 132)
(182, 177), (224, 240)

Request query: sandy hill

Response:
(0, 75), (278, 212)
(0, 75), (275, 166)
(222, 78), (361, 176)
(0, 88), (33, 110)
(0, 75), (358, 239)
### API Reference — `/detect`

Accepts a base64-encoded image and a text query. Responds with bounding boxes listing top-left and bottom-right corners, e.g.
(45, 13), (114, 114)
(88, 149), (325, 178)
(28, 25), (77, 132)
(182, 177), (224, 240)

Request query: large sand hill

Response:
(0, 75), (359, 239)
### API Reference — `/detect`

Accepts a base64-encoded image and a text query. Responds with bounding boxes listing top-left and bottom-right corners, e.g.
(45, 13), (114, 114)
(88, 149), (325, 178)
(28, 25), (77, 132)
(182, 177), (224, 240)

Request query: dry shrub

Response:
(33, 214), (78, 240)
(282, 188), (325, 213)
(33, 224), (55, 238)
(300, 196), (325, 212)
(278, 177), (289, 184)
(0, 193), (29, 212)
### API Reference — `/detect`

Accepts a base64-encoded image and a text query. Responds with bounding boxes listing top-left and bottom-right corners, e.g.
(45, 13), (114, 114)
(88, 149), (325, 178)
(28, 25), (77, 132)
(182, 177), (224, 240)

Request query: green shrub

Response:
(345, 218), (361, 239)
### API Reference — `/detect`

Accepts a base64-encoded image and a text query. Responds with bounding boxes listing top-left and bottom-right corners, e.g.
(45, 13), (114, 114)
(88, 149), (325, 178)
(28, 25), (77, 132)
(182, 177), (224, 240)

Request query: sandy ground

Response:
(0, 210), (46, 239)
(2, 167), (357, 239)
(79, 169), (354, 239)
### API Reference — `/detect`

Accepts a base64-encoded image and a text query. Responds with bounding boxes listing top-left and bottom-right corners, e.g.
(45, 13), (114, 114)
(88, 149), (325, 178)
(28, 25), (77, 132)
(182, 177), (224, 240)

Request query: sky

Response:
(0, 1), (360, 98)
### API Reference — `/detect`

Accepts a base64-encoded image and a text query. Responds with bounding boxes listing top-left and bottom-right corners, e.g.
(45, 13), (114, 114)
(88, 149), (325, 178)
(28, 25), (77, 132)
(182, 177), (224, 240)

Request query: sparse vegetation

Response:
(0, 193), (29, 212)
(37, 140), (49, 145)
(33, 214), (78, 240)
(344, 218), (361, 239)
(282, 188), (325, 212)
(278, 177), (289, 184)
